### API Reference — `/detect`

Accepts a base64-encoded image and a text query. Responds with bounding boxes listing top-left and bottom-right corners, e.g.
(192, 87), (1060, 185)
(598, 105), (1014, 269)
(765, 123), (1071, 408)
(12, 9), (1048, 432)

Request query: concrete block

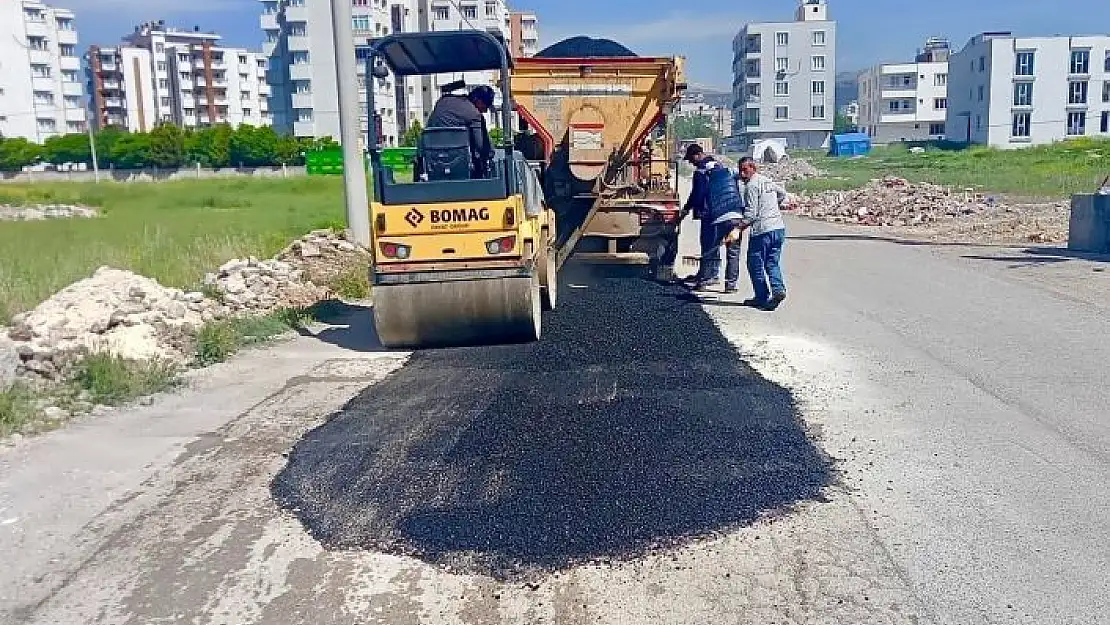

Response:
(1068, 194), (1110, 254)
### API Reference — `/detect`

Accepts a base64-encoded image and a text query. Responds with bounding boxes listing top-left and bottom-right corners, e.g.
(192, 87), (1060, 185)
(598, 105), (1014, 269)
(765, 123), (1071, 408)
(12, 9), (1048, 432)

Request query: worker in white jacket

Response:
(736, 157), (789, 310)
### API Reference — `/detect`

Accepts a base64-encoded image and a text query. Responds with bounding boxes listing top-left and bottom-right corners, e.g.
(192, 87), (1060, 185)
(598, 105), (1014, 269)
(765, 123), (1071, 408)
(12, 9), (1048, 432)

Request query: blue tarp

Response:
(828, 133), (871, 157)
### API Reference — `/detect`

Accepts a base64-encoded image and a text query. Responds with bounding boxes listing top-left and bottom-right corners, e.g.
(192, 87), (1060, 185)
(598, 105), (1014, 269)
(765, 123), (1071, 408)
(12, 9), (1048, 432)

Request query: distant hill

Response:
(835, 70), (861, 108)
(685, 84), (732, 108)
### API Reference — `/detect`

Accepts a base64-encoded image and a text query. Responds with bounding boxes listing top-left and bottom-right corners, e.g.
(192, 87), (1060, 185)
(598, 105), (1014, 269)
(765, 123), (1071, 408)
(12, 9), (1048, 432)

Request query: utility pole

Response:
(86, 119), (100, 183)
(329, 0), (371, 247)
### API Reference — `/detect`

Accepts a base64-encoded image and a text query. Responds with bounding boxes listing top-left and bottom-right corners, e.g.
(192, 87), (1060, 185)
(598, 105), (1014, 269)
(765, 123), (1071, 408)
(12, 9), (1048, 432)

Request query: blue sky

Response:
(66, 0), (1110, 88)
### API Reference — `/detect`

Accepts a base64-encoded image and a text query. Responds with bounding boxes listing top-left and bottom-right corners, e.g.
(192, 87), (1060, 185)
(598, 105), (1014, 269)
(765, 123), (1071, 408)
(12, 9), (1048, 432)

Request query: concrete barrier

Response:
(0, 165), (308, 184)
(1068, 194), (1110, 254)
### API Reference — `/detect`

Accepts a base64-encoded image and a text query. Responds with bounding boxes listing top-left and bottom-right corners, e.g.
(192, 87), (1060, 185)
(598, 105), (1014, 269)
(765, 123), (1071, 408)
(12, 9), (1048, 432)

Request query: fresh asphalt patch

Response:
(272, 265), (832, 580)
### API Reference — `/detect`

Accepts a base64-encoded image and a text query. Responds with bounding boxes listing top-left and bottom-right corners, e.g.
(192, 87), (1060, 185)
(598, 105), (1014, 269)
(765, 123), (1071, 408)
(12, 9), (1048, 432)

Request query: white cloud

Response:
(544, 12), (748, 47)
(64, 0), (242, 15)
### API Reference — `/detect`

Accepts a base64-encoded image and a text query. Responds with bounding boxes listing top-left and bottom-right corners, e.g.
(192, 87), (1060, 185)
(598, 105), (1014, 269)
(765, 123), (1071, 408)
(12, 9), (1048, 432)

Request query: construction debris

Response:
(759, 159), (823, 182)
(5, 268), (224, 381)
(790, 177), (1070, 244)
(0, 204), (98, 221)
(1, 333), (16, 391)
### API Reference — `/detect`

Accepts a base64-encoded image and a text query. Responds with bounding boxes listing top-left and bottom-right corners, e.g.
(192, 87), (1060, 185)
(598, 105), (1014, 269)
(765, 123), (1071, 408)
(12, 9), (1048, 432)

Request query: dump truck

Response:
(364, 31), (685, 348)
(512, 41), (687, 273)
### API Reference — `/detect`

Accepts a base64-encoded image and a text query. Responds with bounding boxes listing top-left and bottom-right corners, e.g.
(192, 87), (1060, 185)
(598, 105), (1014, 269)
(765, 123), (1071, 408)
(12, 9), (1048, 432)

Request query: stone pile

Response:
(203, 230), (370, 314)
(0, 204), (98, 221)
(760, 158), (823, 182)
(792, 177), (999, 226)
(1, 332), (17, 391)
(5, 268), (224, 381)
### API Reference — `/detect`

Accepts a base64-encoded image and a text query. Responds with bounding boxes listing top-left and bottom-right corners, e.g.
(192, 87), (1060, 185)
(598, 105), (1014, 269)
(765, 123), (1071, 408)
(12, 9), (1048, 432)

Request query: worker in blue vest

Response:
(681, 144), (744, 292)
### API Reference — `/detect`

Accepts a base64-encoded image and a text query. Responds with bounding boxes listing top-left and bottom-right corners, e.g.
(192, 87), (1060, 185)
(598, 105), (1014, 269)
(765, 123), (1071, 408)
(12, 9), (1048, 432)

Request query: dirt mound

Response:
(535, 36), (637, 58)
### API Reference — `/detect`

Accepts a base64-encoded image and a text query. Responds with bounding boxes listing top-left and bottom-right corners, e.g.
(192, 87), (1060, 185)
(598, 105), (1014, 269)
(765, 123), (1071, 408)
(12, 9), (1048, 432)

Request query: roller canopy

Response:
(372, 30), (512, 76)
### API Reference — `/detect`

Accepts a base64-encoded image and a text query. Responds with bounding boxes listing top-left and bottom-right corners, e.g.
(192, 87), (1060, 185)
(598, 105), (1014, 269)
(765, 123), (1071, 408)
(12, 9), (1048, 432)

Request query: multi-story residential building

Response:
(509, 11), (539, 57)
(0, 1), (86, 142)
(677, 95), (733, 139)
(857, 38), (950, 143)
(947, 31), (1110, 147)
(262, 0), (398, 145)
(262, 0), (511, 145)
(730, 0), (836, 149)
(86, 21), (271, 132)
(839, 100), (859, 127)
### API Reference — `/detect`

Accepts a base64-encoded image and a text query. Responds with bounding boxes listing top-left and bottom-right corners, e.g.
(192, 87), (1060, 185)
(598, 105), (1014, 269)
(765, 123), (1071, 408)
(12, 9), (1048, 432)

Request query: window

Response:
(812, 30), (826, 46)
(1015, 51), (1035, 76)
(296, 108), (313, 122)
(157, 61), (167, 71)
(31, 64), (51, 78)
(67, 121), (85, 132)
(745, 34), (761, 53)
(976, 114), (982, 130)
(929, 123), (945, 136)
(774, 81), (789, 96)
(432, 5), (450, 19)
(1013, 82), (1033, 106)
(775, 57), (789, 72)
(1102, 111), (1109, 133)
(485, 1), (497, 17)
(811, 105), (825, 119)
(903, 74), (914, 87)
(745, 59), (760, 78)
(1067, 111), (1086, 135)
(64, 95), (81, 108)
(59, 44), (75, 57)
(28, 36), (48, 51)
(978, 85), (984, 101)
(934, 73), (948, 86)
(776, 32), (789, 46)
(934, 98), (947, 109)
(159, 78), (169, 89)
(746, 83), (760, 99)
(243, 108), (252, 116)
(1070, 50), (1090, 74)
(292, 51), (310, 65)
(155, 43), (164, 53)
(24, 8), (44, 21)
(239, 55), (248, 64)
(56, 18), (73, 30)
(266, 30), (279, 43)
(1069, 81), (1088, 104)
(161, 97), (171, 106)
(461, 4), (477, 19)
(888, 100), (903, 112)
(978, 56), (985, 72)
(289, 22), (307, 36)
(812, 80), (825, 95)
(38, 119), (57, 132)
(294, 80), (311, 93)
(180, 71), (191, 80)
(775, 106), (788, 120)
(61, 70), (78, 82)
(179, 53), (191, 63)
(33, 91), (54, 105)
(352, 16), (371, 31)
(812, 55), (826, 71)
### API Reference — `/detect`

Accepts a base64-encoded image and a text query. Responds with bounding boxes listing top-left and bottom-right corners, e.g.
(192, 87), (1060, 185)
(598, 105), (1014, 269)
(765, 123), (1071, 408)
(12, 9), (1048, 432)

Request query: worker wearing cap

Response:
(681, 144), (744, 292)
(426, 85), (497, 176)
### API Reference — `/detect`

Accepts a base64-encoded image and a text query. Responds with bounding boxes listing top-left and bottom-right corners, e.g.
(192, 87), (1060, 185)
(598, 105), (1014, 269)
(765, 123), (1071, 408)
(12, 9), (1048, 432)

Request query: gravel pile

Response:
(5, 267), (224, 381)
(0, 204), (98, 221)
(204, 230), (370, 314)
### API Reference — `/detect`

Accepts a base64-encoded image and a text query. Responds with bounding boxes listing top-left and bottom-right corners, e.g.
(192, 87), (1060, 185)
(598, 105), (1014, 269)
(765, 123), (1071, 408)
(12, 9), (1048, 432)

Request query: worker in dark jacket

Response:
(425, 85), (496, 175)
(682, 144), (744, 291)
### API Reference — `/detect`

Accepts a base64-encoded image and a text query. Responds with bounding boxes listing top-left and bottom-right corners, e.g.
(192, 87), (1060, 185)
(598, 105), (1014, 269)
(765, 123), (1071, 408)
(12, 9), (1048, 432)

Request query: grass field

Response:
(0, 176), (348, 323)
(785, 138), (1110, 198)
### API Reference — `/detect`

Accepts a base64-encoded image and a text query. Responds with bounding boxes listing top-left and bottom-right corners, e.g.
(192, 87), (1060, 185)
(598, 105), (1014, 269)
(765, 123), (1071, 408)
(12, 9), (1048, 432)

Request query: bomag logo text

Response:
(430, 207), (490, 223)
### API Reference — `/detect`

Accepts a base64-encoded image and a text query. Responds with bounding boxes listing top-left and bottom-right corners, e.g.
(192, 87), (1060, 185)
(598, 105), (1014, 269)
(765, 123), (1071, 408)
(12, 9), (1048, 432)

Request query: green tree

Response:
(184, 124), (233, 168)
(229, 124), (280, 166)
(275, 134), (302, 164)
(110, 133), (152, 169)
(95, 126), (126, 167)
(42, 133), (92, 165)
(673, 115), (718, 141)
(0, 138), (44, 171)
(148, 122), (185, 168)
(400, 121), (423, 147)
(834, 112), (856, 134)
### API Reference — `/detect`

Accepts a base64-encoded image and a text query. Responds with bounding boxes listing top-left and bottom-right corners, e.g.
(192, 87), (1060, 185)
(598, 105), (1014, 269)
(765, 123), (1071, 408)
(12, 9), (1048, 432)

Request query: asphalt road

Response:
(2, 209), (1110, 624)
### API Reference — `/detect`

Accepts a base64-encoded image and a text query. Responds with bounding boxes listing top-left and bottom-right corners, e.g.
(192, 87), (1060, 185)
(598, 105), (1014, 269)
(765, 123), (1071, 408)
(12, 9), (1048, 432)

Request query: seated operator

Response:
(425, 85), (496, 176)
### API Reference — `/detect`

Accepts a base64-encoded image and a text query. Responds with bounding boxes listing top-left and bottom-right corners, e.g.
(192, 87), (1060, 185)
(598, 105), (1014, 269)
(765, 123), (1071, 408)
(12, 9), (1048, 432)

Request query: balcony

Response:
(879, 112), (918, 123)
(98, 60), (118, 71)
(57, 30), (78, 45)
(286, 5), (310, 22)
(66, 108), (87, 121)
(293, 120), (315, 137)
(195, 76), (207, 87)
(260, 13), (279, 30)
(104, 114), (126, 126)
(292, 93), (313, 109)
(63, 82), (84, 96)
(881, 88), (917, 99)
(290, 63), (312, 81)
(60, 56), (81, 71)
(287, 35), (311, 51)
(28, 49), (53, 65)
(104, 97), (124, 108)
(101, 78), (122, 89)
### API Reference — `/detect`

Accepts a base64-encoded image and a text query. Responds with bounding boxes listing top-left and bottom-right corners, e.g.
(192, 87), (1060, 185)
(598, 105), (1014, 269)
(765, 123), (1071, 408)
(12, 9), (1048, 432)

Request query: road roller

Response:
(365, 30), (557, 348)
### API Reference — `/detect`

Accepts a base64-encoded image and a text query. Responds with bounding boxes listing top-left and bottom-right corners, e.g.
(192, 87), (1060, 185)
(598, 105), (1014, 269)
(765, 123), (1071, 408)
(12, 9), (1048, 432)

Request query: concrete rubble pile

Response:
(0, 204), (98, 221)
(760, 159), (823, 182)
(204, 230), (370, 314)
(4, 268), (224, 382)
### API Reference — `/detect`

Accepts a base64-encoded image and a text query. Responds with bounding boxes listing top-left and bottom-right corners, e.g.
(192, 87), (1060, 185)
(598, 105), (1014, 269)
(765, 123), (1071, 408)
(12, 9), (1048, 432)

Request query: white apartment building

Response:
(857, 38), (950, 143)
(262, 0), (511, 145)
(263, 0), (398, 145)
(947, 31), (1110, 147)
(731, 0), (836, 149)
(509, 11), (539, 57)
(0, 1), (86, 142)
(89, 21), (270, 131)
